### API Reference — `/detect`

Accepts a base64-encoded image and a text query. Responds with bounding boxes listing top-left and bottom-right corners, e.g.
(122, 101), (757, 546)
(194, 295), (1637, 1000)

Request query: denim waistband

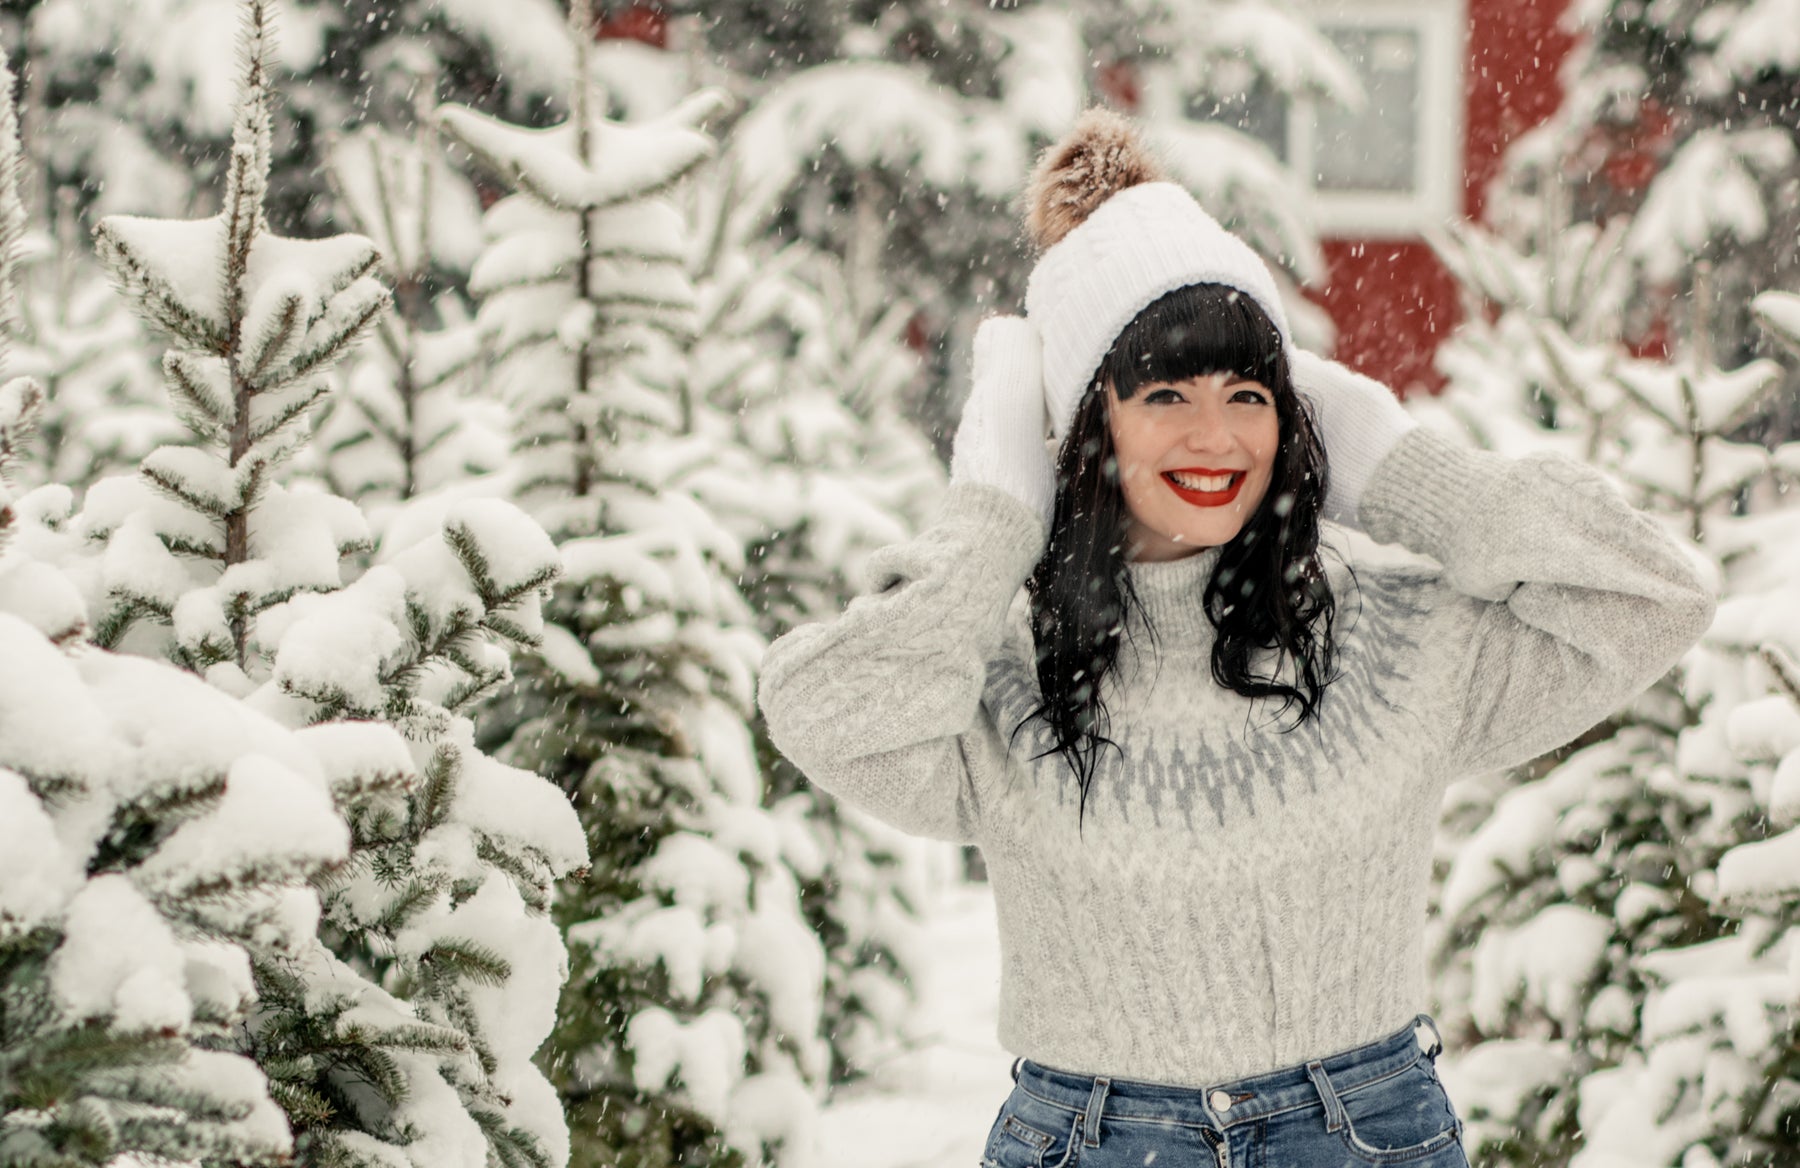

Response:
(1010, 1013), (1443, 1130)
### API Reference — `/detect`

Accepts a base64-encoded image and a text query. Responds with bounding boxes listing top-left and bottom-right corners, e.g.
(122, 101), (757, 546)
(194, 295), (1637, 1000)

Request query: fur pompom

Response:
(1024, 107), (1166, 251)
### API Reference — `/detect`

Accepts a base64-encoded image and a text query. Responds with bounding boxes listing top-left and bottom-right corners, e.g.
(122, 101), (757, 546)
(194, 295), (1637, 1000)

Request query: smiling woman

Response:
(1109, 357), (1280, 559)
(756, 106), (1715, 1168)
(1029, 275), (1338, 811)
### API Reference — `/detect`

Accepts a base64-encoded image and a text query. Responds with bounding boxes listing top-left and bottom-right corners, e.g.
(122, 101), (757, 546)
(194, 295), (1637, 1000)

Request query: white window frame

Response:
(1291, 0), (1466, 237)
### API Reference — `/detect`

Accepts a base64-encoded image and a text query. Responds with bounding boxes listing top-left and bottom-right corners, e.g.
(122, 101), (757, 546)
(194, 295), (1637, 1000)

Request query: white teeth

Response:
(1167, 471), (1236, 491)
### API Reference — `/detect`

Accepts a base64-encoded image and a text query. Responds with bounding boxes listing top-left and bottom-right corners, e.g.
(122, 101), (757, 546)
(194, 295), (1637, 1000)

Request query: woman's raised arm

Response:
(1293, 349), (1716, 777)
(757, 485), (1044, 842)
(757, 317), (1053, 842)
(1358, 425), (1716, 776)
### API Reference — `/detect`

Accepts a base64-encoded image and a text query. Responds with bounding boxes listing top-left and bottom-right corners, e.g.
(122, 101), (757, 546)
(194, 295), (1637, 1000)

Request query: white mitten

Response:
(949, 316), (1055, 527)
(1289, 348), (1418, 527)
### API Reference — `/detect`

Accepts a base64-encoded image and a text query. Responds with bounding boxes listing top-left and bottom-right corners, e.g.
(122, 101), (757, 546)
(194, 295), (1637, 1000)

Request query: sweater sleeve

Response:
(1356, 426), (1717, 777)
(756, 482), (1047, 843)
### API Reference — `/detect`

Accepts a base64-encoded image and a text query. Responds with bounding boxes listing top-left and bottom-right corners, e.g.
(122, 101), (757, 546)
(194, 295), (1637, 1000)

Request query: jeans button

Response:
(1209, 1089), (1232, 1111)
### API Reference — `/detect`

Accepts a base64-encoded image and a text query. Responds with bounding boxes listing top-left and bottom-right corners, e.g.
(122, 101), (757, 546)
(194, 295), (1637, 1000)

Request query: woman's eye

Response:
(1145, 389), (1182, 404)
(1232, 388), (1270, 404)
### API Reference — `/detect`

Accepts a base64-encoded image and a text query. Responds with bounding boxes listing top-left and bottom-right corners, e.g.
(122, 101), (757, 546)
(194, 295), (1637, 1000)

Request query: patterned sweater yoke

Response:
(757, 427), (1715, 1087)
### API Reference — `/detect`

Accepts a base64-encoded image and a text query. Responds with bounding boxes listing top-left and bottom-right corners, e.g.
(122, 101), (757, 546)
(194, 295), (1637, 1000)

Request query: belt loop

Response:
(1304, 1060), (1347, 1133)
(1010, 1056), (1023, 1083)
(1413, 1013), (1444, 1060)
(1083, 1076), (1110, 1148)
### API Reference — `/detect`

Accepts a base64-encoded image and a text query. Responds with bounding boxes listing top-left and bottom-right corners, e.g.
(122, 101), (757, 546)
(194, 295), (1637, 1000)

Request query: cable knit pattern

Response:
(757, 426), (1715, 1086)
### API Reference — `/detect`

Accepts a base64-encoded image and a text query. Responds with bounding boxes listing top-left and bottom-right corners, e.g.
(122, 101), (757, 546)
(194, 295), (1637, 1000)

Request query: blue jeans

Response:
(981, 1014), (1469, 1168)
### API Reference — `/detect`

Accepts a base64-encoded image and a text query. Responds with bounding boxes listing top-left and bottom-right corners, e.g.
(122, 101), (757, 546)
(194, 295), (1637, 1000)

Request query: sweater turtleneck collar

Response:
(1123, 545), (1223, 644)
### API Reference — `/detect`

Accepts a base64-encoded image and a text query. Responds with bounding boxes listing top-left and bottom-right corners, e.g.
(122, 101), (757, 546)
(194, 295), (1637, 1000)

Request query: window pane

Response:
(1186, 79), (1290, 163)
(1315, 27), (1419, 193)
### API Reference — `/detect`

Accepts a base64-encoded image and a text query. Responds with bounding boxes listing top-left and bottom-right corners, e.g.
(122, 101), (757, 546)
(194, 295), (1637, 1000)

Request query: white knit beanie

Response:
(1022, 108), (1294, 444)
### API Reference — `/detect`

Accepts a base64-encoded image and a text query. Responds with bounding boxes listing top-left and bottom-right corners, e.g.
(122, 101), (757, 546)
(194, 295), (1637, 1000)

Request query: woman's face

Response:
(1106, 372), (1280, 561)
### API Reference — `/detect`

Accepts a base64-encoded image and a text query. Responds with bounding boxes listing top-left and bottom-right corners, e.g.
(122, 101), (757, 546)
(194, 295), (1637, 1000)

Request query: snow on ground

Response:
(817, 876), (1010, 1168)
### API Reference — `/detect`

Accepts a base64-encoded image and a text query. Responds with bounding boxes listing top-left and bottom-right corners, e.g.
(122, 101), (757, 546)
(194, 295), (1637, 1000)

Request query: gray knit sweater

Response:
(757, 427), (1714, 1086)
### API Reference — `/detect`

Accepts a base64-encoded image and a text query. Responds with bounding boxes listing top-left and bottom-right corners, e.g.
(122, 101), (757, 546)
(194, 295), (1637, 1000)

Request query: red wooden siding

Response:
(1314, 0), (1579, 395)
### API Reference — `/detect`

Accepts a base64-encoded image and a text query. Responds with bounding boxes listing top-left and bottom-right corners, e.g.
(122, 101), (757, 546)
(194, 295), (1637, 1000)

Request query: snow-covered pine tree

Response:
(0, 44), (340, 1168)
(0, 497), (348, 1168)
(1564, 290), (1800, 1166)
(439, 6), (828, 1164)
(677, 171), (947, 1086)
(1477, 0), (1800, 438)
(312, 115), (506, 529)
(545, 41), (948, 1097)
(1419, 102), (1799, 1161)
(52, 4), (587, 1166)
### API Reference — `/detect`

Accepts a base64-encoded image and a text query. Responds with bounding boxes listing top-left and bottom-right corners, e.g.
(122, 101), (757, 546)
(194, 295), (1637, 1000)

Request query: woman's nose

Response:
(1180, 410), (1233, 453)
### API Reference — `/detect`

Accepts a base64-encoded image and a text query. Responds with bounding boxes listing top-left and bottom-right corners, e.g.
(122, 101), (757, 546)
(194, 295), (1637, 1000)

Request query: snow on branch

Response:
(437, 89), (728, 212)
(0, 376), (41, 498)
(1625, 129), (1797, 285)
(0, 48), (26, 346)
(222, 0), (277, 316)
(0, 46), (45, 572)
(1753, 290), (1800, 360)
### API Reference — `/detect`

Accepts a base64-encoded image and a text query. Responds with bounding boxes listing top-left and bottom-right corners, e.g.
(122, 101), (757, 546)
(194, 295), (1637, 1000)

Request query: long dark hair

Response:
(1016, 283), (1339, 826)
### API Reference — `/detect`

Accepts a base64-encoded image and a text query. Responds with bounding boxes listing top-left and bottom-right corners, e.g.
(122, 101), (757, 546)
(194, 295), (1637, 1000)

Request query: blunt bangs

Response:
(1096, 283), (1285, 402)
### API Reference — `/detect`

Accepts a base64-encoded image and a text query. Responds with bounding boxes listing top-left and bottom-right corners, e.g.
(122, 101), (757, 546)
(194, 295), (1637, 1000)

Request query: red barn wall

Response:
(1313, 0), (1579, 395)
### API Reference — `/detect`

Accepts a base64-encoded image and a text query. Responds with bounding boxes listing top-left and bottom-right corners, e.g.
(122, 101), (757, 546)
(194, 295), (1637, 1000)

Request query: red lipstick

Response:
(1162, 468), (1245, 507)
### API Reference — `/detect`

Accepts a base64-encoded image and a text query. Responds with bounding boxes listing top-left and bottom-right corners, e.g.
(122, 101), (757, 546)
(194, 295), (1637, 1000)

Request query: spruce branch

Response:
(163, 351), (236, 438)
(151, 852), (334, 909)
(11, 1023), (189, 1099)
(358, 1019), (470, 1060)
(0, 50), (26, 350)
(331, 1036), (410, 1109)
(263, 1076), (335, 1131)
(411, 744), (459, 837)
(412, 420), (456, 460)
(441, 519), (494, 603)
(472, 835), (554, 914)
(481, 612), (541, 651)
(1760, 644), (1800, 706)
(416, 939), (512, 990)
(280, 678), (375, 724)
(89, 223), (231, 351)
(90, 772), (229, 873)
(434, 988), (499, 1079)
(160, 530), (227, 561)
(221, 0), (277, 336)
(10, 761), (86, 806)
(0, 377), (44, 556)
(486, 567), (561, 612)
(244, 380), (330, 449)
(368, 876), (442, 937)
(259, 272), (386, 390)
(440, 670), (507, 716)
(0, 376), (42, 481)
(440, 643), (498, 684)
(141, 466), (236, 522)
(340, 800), (409, 849)
(92, 597), (158, 650)
(482, 1115), (554, 1168)
(241, 286), (306, 384)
